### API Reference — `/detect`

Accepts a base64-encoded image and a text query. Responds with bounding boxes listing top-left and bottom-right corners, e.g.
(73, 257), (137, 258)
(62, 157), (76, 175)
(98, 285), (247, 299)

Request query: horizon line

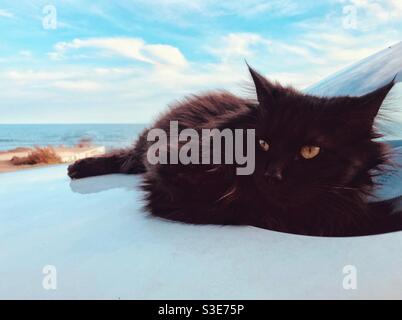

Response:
(0, 122), (149, 125)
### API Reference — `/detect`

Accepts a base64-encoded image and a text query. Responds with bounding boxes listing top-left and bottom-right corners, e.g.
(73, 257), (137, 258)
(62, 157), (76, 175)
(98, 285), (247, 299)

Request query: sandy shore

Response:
(0, 146), (106, 173)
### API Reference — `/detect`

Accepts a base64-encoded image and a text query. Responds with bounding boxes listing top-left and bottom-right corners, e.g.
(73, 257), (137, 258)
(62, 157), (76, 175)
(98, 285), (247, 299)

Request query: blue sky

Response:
(0, 0), (401, 123)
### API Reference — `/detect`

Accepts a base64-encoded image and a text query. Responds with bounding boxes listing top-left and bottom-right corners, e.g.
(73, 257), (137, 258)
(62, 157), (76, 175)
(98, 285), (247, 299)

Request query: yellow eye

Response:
(259, 139), (270, 151)
(300, 146), (320, 159)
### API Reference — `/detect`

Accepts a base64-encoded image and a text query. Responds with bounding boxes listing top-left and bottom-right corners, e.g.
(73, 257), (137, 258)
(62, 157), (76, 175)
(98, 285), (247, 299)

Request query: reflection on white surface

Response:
(0, 165), (402, 299)
(69, 174), (138, 194)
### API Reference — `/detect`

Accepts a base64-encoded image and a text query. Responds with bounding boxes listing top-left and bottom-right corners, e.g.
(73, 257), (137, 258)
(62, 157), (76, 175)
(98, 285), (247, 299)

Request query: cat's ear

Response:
(247, 64), (279, 105)
(342, 78), (396, 130)
(354, 78), (395, 119)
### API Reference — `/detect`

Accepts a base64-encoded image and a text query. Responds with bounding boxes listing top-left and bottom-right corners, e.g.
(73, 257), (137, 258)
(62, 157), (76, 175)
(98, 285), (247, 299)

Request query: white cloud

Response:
(50, 37), (188, 67)
(12, 28), (393, 116)
(6, 70), (69, 82)
(203, 0), (304, 17)
(206, 32), (336, 87)
(19, 50), (32, 58)
(2, 0), (401, 123)
(388, 0), (402, 11)
(0, 9), (13, 18)
(142, 44), (188, 67)
(5, 69), (103, 92)
(302, 32), (396, 61)
(339, 0), (402, 29)
(208, 33), (267, 61)
(125, 0), (306, 19)
(53, 80), (102, 91)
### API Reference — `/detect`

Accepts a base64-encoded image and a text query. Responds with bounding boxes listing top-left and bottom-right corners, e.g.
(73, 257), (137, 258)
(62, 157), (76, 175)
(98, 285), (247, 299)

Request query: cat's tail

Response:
(68, 129), (148, 179)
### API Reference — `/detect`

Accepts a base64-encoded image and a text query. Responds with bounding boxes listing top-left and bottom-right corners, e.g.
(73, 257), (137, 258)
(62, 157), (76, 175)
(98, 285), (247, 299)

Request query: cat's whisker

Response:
(217, 185), (237, 203)
(317, 185), (360, 191)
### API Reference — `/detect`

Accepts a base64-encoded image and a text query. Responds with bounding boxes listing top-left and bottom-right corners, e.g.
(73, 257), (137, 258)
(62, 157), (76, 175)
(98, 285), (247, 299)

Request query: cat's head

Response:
(248, 66), (395, 207)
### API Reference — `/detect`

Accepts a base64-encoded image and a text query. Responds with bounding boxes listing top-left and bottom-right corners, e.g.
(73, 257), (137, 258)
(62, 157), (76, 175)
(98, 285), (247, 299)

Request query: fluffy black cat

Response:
(68, 66), (402, 237)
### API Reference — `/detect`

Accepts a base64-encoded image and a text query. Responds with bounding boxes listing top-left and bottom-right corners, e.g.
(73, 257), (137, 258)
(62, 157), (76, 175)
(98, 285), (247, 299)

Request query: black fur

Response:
(68, 67), (402, 237)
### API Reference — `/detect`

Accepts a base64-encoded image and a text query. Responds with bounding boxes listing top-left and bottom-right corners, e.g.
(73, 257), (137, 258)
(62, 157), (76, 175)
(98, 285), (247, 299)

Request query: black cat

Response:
(68, 66), (402, 237)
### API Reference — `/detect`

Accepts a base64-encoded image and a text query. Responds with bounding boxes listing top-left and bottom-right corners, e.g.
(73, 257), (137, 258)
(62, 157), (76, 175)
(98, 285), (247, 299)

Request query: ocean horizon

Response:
(0, 123), (147, 151)
(1, 123), (402, 152)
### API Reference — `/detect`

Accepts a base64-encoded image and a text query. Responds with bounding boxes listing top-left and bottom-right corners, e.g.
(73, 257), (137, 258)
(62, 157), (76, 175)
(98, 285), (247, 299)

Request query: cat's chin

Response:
(264, 193), (302, 209)
(255, 183), (313, 209)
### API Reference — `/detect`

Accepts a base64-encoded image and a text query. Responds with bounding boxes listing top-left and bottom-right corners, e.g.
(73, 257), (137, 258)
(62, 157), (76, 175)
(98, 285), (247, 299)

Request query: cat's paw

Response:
(67, 158), (94, 179)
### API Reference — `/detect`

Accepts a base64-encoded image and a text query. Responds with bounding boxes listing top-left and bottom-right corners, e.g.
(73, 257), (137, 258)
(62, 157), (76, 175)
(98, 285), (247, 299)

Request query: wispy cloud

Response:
(0, 0), (400, 123)
(49, 37), (188, 67)
(115, 0), (307, 22)
(53, 80), (102, 91)
(207, 33), (267, 61)
(337, 0), (402, 30)
(19, 50), (32, 58)
(0, 9), (13, 18)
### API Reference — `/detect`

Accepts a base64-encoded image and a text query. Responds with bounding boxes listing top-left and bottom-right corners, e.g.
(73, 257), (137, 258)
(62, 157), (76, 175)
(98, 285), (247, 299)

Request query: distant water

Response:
(0, 124), (147, 151)
(1, 123), (401, 152)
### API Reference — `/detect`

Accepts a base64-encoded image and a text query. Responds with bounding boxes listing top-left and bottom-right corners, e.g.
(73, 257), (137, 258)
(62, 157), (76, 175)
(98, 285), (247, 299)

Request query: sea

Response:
(0, 124), (147, 151)
(0, 123), (401, 152)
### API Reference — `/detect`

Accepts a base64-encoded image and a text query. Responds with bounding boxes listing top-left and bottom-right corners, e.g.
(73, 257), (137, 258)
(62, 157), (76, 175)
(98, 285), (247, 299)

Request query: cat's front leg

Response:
(68, 150), (135, 179)
(68, 156), (115, 179)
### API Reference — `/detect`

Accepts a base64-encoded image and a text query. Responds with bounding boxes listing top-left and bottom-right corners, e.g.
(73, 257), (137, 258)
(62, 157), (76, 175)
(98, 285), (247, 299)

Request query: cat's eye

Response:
(300, 146), (320, 159)
(258, 139), (270, 151)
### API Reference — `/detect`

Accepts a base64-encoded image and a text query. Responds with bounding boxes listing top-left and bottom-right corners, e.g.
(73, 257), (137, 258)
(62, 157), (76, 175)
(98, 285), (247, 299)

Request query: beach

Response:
(0, 123), (146, 174)
(0, 146), (106, 173)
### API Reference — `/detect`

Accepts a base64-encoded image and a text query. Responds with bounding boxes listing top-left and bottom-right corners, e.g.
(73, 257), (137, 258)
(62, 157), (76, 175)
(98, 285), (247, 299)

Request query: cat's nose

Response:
(264, 167), (283, 182)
